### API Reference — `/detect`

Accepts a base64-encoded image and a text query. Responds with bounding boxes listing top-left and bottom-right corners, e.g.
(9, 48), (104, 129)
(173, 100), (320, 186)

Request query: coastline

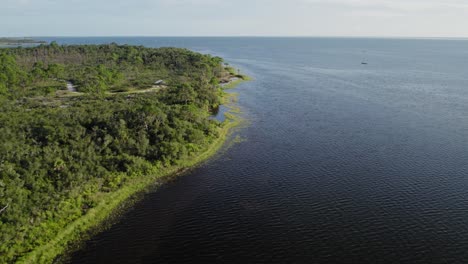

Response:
(0, 38), (46, 47)
(18, 76), (250, 264)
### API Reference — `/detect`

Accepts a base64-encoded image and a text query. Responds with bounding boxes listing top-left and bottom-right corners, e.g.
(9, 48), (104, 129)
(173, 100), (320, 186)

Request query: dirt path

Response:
(66, 81), (77, 92)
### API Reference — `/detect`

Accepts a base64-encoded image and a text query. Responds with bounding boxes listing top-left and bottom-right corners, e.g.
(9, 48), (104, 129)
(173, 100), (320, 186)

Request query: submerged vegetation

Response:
(0, 43), (248, 263)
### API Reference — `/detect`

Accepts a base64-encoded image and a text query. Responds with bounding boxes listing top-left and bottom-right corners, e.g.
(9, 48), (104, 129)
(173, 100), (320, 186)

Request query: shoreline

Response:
(18, 75), (250, 264)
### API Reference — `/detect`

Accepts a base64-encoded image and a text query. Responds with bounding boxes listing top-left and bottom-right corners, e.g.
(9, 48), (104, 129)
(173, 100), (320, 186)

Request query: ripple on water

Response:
(63, 37), (468, 264)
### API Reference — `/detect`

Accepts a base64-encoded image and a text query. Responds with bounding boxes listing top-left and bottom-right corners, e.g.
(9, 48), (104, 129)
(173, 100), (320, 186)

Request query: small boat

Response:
(361, 62), (368, 65)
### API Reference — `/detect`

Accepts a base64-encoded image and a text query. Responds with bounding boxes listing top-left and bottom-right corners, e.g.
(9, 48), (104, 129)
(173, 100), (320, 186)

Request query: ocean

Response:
(42, 37), (468, 264)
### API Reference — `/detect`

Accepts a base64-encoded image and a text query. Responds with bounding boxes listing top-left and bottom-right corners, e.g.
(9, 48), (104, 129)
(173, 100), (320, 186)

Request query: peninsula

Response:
(0, 37), (47, 46)
(0, 43), (248, 263)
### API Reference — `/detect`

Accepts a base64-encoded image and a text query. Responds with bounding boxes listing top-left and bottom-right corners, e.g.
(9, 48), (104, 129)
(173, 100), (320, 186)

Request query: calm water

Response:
(45, 37), (468, 263)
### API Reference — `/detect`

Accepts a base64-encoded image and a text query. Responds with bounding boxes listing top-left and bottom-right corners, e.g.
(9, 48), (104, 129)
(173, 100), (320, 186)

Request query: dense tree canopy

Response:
(0, 43), (238, 263)
(0, 42), (228, 97)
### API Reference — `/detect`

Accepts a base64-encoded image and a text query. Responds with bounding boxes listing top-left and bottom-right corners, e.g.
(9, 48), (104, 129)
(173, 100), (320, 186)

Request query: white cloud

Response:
(300, 0), (468, 11)
(1, 0), (468, 37)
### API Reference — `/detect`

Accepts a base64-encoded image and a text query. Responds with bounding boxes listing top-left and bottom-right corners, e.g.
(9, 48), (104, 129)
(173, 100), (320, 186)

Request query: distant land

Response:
(0, 37), (47, 46)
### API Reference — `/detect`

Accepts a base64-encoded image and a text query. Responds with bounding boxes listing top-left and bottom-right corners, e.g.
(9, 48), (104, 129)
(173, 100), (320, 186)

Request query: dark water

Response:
(211, 105), (229, 122)
(46, 37), (468, 263)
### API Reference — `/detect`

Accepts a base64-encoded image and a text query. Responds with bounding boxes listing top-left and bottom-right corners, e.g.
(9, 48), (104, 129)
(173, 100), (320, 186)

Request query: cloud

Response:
(1, 0), (468, 37)
(299, 0), (468, 12)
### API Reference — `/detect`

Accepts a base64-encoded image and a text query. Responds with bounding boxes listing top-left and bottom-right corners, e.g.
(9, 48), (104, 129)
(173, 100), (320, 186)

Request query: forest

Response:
(0, 43), (243, 263)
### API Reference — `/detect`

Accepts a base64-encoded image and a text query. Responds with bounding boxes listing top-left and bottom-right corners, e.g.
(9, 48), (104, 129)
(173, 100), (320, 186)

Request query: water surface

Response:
(44, 37), (468, 264)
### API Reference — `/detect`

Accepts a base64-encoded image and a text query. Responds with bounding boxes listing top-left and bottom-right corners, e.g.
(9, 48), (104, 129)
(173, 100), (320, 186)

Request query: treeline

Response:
(0, 42), (224, 96)
(0, 43), (234, 262)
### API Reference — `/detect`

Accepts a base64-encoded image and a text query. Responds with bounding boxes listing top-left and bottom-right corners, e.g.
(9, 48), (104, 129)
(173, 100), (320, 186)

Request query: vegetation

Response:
(0, 43), (247, 263)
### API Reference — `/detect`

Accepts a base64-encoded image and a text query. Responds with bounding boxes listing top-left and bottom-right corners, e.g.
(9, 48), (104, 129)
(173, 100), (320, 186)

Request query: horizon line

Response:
(3, 35), (468, 41)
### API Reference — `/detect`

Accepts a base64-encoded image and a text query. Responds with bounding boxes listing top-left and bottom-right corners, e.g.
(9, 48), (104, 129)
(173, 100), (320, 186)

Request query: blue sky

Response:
(2, 0), (468, 37)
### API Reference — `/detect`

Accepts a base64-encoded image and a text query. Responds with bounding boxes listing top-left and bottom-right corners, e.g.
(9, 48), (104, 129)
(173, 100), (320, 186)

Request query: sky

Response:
(1, 0), (468, 37)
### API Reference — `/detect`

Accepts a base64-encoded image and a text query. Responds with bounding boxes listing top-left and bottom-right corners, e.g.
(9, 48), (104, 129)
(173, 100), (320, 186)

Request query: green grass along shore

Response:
(17, 77), (250, 264)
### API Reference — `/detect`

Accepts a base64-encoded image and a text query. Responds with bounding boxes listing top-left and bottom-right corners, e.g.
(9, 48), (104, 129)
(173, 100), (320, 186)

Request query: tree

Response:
(177, 83), (197, 105)
(47, 63), (65, 79)
(0, 43), (232, 263)
(32, 61), (47, 80)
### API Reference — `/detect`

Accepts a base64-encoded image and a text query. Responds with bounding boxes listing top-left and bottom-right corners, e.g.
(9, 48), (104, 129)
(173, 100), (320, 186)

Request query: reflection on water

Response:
(211, 105), (228, 122)
(47, 37), (468, 264)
